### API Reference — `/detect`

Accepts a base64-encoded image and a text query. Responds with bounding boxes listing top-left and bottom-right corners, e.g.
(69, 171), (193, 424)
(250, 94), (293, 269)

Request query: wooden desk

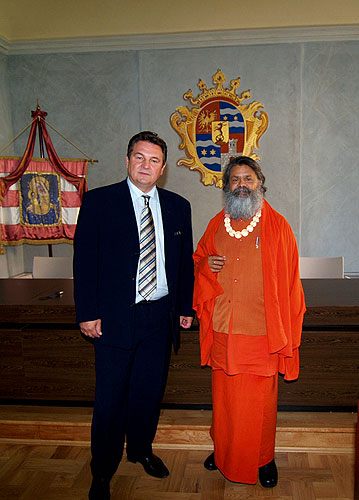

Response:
(0, 279), (358, 408)
(0, 279), (75, 323)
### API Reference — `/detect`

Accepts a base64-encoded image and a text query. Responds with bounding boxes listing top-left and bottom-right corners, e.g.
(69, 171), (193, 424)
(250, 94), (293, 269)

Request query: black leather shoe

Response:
(258, 459), (278, 488)
(88, 477), (111, 499)
(204, 452), (218, 471)
(128, 453), (169, 478)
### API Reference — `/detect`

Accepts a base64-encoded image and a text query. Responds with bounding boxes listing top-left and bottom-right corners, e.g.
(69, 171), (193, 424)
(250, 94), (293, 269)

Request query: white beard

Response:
(224, 186), (263, 220)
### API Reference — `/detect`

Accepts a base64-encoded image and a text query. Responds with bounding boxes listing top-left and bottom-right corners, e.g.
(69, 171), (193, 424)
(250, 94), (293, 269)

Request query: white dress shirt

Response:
(127, 177), (168, 303)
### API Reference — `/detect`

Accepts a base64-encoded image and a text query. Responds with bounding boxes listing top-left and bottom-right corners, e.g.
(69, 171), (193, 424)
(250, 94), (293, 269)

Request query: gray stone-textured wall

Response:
(0, 54), (24, 276)
(2, 40), (359, 273)
(301, 41), (359, 272)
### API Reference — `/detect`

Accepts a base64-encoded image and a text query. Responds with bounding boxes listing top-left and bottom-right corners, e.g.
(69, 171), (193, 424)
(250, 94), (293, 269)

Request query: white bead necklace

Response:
(224, 209), (261, 239)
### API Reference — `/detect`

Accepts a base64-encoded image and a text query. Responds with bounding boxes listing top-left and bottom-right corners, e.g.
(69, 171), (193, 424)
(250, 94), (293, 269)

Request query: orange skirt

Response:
(211, 369), (278, 484)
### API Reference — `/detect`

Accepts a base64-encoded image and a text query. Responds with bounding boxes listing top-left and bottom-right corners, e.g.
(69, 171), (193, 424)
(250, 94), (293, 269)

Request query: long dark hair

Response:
(222, 156), (267, 195)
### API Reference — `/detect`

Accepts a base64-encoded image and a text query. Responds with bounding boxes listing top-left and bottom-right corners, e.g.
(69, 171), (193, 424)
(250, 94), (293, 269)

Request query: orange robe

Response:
(211, 370), (279, 483)
(193, 200), (306, 483)
(193, 200), (306, 381)
(210, 213), (278, 377)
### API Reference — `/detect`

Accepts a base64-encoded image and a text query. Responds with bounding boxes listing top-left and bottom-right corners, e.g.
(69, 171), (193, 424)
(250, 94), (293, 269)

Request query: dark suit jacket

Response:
(73, 180), (194, 352)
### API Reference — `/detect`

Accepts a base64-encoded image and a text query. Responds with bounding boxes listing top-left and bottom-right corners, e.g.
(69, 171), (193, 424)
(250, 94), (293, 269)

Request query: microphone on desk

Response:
(39, 290), (64, 300)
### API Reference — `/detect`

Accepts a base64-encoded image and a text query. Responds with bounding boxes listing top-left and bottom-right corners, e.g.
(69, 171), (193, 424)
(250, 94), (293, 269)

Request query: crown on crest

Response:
(183, 69), (251, 107)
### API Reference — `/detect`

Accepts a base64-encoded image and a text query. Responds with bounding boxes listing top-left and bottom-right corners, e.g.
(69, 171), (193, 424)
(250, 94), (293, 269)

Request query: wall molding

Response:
(1, 25), (359, 55)
(0, 36), (9, 55)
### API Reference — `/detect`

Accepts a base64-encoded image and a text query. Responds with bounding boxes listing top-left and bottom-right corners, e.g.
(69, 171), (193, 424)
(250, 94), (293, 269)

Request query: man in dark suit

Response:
(73, 131), (194, 500)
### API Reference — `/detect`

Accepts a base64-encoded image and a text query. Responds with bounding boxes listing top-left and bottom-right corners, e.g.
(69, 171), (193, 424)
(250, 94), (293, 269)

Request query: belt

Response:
(135, 295), (169, 306)
(136, 300), (157, 306)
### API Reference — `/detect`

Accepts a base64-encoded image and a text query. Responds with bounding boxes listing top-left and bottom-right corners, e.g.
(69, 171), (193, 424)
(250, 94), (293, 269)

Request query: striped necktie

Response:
(138, 195), (157, 300)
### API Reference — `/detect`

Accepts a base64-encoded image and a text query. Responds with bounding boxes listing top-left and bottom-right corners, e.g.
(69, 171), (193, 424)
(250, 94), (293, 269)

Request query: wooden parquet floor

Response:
(0, 444), (354, 500)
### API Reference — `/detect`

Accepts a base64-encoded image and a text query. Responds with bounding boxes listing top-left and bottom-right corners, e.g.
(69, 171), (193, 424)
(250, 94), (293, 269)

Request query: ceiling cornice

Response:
(1, 25), (359, 55)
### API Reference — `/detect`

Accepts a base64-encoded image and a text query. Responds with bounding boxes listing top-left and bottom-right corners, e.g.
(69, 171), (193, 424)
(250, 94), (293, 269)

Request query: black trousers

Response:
(90, 295), (172, 480)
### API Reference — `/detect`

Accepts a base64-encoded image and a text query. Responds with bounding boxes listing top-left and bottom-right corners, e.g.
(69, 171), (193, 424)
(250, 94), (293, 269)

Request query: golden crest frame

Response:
(170, 69), (268, 188)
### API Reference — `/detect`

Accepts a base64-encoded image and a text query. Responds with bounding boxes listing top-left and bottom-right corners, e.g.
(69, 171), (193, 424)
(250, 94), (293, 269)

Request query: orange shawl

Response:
(193, 200), (306, 381)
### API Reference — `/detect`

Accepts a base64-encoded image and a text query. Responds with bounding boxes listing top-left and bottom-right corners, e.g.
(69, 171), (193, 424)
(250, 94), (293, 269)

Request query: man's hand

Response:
(208, 255), (226, 273)
(79, 319), (102, 338)
(180, 316), (193, 329)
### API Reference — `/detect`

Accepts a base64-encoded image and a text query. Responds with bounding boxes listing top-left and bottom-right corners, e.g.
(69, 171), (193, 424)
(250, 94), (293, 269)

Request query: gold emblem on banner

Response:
(170, 69), (268, 188)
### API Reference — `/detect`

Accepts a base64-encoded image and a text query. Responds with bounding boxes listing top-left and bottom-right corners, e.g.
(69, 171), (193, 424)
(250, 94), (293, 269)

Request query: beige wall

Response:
(1, 0), (359, 41)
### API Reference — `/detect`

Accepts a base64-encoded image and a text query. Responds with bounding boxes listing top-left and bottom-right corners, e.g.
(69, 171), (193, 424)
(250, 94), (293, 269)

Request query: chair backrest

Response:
(32, 256), (73, 278)
(299, 257), (344, 279)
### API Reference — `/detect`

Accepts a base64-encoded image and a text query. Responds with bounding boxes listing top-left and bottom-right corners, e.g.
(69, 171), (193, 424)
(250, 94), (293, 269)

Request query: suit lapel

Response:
(112, 180), (139, 249)
(158, 189), (173, 282)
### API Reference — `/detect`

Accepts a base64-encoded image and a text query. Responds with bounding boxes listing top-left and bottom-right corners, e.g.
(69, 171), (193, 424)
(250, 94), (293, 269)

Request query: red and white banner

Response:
(0, 157), (88, 248)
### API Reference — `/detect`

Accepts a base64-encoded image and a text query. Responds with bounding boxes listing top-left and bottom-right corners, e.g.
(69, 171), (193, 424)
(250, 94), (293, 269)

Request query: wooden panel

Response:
(1, 304), (76, 324)
(165, 329), (359, 408)
(164, 331), (211, 405)
(0, 328), (358, 407)
(0, 327), (95, 401)
(304, 306), (359, 326)
(0, 329), (25, 398)
(278, 330), (359, 407)
(0, 277), (358, 408)
(22, 327), (95, 401)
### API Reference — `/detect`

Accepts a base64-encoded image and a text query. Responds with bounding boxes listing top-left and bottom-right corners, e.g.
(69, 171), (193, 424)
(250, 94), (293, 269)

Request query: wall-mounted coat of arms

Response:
(170, 69), (268, 188)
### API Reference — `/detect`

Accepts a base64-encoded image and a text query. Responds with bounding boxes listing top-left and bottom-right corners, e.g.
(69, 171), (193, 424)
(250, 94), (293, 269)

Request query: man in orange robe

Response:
(193, 156), (305, 487)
